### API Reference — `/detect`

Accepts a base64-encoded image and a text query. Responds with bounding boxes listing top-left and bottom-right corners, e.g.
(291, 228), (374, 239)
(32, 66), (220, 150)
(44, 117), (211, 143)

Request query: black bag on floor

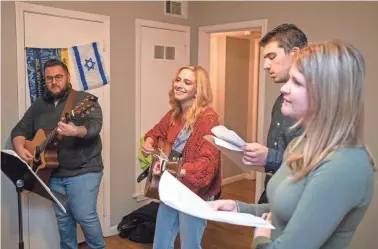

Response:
(117, 201), (159, 243)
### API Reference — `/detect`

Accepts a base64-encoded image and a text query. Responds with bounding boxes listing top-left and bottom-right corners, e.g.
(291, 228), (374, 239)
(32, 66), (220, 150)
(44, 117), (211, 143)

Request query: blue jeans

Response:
(153, 201), (211, 249)
(49, 172), (105, 249)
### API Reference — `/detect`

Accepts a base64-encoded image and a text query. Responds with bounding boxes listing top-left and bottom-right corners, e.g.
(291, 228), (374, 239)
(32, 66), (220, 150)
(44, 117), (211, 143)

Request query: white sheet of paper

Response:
(1, 149), (67, 213)
(159, 171), (275, 229)
(213, 136), (243, 151)
(204, 135), (265, 173)
(211, 125), (246, 149)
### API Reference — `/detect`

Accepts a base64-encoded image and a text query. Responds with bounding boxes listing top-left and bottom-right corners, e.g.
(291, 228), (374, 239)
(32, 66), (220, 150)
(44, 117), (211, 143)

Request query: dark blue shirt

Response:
(265, 95), (303, 173)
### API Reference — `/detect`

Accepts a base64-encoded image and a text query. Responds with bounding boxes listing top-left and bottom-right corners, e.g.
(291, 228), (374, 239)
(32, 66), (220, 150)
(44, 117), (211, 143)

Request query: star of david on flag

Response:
(69, 42), (109, 91)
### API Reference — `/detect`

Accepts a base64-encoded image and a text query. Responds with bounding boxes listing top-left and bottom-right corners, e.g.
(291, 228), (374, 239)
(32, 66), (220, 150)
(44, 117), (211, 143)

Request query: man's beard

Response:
(44, 82), (71, 100)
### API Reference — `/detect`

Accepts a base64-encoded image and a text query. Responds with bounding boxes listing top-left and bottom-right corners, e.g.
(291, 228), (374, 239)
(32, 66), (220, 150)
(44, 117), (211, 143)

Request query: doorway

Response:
(198, 20), (267, 203)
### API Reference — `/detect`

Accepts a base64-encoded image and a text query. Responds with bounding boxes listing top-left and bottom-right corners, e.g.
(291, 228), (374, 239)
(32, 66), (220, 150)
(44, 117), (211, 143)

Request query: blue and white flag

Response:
(69, 42), (109, 91)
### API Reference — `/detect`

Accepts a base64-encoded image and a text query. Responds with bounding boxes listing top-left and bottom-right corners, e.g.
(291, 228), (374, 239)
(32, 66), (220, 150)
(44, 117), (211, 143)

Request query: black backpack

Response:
(117, 201), (159, 243)
(117, 190), (221, 243)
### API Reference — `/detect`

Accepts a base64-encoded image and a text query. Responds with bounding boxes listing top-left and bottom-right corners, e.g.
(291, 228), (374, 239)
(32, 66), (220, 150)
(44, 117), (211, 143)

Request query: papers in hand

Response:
(159, 171), (275, 229)
(204, 125), (265, 172)
(210, 125), (246, 151)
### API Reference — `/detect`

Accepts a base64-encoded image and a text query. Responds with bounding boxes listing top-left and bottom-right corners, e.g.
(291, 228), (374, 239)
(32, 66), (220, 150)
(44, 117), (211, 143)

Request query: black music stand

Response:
(1, 150), (69, 249)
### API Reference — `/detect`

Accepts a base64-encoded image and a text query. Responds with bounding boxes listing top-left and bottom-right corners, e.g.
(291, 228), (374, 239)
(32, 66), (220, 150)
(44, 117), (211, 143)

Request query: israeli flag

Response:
(69, 42), (109, 91)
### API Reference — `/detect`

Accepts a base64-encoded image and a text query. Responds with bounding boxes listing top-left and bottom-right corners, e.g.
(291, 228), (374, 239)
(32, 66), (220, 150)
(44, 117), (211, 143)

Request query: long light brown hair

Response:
(288, 40), (375, 180)
(168, 66), (213, 129)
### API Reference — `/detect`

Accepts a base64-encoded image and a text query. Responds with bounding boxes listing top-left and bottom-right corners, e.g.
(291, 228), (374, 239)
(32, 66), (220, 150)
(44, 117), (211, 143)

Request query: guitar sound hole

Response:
(34, 152), (40, 162)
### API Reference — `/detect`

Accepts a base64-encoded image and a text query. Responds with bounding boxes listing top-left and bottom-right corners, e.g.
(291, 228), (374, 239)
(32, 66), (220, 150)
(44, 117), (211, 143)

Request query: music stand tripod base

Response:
(1, 150), (69, 249)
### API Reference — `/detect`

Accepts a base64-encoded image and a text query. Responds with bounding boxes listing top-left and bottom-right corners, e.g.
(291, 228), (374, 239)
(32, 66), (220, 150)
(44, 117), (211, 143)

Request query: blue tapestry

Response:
(25, 48), (62, 103)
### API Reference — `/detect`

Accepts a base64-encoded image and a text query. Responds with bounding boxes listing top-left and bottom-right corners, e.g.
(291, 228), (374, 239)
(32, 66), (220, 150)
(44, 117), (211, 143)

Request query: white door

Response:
(16, 3), (110, 248)
(135, 21), (190, 196)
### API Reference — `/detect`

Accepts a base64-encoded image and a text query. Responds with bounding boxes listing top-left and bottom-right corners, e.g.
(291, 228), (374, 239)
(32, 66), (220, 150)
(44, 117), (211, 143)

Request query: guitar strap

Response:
(56, 89), (77, 140)
(62, 89), (77, 118)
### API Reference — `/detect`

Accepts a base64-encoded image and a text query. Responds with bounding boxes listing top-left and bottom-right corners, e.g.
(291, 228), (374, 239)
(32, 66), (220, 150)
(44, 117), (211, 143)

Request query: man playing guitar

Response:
(11, 59), (105, 249)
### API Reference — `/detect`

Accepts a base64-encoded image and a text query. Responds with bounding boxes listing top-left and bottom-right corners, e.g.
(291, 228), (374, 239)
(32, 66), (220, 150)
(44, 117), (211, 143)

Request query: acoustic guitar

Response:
(137, 138), (183, 200)
(24, 95), (98, 188)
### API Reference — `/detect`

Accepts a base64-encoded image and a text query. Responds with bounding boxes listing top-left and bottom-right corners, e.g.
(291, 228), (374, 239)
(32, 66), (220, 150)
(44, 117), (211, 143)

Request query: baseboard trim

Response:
(132, 192), (151, 202)
(107, 225), (119, 237)
(222, 172), (254, 185)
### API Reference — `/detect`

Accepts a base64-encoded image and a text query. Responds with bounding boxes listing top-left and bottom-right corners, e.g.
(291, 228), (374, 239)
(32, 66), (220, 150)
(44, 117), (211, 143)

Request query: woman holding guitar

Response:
(142, 65), (221, 249)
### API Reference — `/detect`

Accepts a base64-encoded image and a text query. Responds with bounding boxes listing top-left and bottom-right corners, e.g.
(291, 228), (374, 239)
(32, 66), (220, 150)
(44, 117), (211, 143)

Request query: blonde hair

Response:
(168, 66), (213, 129)
(288, 40), (375, 180)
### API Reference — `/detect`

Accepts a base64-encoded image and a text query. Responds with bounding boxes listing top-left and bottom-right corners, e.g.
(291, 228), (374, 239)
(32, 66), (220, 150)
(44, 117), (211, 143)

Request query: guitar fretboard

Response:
(38, 111), (74, 152)
(39, 127), (59, 152)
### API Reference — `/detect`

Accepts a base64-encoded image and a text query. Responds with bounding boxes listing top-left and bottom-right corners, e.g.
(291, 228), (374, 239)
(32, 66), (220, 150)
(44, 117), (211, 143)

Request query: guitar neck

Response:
(39, 127), (59, 152)
(39, 113), (73, 151)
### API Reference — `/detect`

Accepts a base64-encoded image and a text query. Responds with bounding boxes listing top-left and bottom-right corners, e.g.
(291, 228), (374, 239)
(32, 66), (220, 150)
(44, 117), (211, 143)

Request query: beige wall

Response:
(191, 2), (378, 248)
(2, 1), (377, 248)
(222, 37), (249, 179)
(1, 1), (197, 243)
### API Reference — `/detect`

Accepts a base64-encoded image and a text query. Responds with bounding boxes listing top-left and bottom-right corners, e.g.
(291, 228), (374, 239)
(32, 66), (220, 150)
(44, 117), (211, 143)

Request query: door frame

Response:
(134, 19), (190, 201)
(198, 19), (268, 203)
(15, 2), (112, 237)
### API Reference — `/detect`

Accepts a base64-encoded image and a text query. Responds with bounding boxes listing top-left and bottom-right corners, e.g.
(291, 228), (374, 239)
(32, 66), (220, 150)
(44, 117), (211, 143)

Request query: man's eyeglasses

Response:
(45, 74), (65, 83)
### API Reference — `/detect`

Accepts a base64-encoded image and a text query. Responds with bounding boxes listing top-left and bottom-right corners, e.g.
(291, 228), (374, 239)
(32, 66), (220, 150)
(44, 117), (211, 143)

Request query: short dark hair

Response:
(259, 24), (308, 53)
(44, 58), (69, 74)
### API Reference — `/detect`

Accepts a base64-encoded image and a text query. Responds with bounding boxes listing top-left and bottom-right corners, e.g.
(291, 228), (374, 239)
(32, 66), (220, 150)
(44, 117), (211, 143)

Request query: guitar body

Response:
(24, 129), (59, 188)
(144, 162), (160, 200)
(19, 94), (98, 193)
(144, 138), (182, 200)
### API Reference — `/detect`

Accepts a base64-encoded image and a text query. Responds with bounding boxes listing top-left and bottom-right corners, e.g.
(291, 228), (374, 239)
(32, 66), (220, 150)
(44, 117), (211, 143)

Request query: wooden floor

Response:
(79, 179), (256, 249)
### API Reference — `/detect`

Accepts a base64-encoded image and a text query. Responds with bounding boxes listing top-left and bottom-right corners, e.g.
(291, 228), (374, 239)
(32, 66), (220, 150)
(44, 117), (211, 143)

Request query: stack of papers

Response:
(204, 125), (265, 172)
(159, 171), (275, 229)
(210, 125), (246, 151)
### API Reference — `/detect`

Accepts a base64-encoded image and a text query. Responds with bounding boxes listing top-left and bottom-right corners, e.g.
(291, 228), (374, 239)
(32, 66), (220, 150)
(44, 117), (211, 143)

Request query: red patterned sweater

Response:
(144, 107), (221, 200)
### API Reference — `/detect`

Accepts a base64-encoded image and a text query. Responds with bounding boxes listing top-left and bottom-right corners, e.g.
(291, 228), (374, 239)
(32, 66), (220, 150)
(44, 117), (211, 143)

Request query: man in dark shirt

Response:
(11, 59), (106, 248)
(242, 24), (308, 203)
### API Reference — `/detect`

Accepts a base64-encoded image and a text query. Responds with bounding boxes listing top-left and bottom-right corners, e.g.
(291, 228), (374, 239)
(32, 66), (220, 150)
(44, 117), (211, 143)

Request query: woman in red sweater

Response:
(142, 65), (221, 249)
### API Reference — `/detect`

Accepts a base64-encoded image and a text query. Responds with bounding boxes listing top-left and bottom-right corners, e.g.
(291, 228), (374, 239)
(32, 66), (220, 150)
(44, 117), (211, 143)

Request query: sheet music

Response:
(1, 149), (67, 213)
(204, 135), (265, 173)
(211, 125), (247, 150)
(159, 171), (275, 229)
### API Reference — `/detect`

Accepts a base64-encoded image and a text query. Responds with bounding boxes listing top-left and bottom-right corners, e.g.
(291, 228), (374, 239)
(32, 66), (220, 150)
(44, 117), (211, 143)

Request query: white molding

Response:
(15, 1), (112, 237)
(134, 19), (190, 197)
(131, 192), (151, 202)
(101, 18), (112, 237)
(198, 19), (268, 204)
(16, 2), (27, 120)
(108, 225), (119, 237)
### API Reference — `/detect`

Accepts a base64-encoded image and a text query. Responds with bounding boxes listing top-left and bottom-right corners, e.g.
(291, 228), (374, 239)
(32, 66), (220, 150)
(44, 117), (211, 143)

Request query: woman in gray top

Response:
(209, 40), (375, 249)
